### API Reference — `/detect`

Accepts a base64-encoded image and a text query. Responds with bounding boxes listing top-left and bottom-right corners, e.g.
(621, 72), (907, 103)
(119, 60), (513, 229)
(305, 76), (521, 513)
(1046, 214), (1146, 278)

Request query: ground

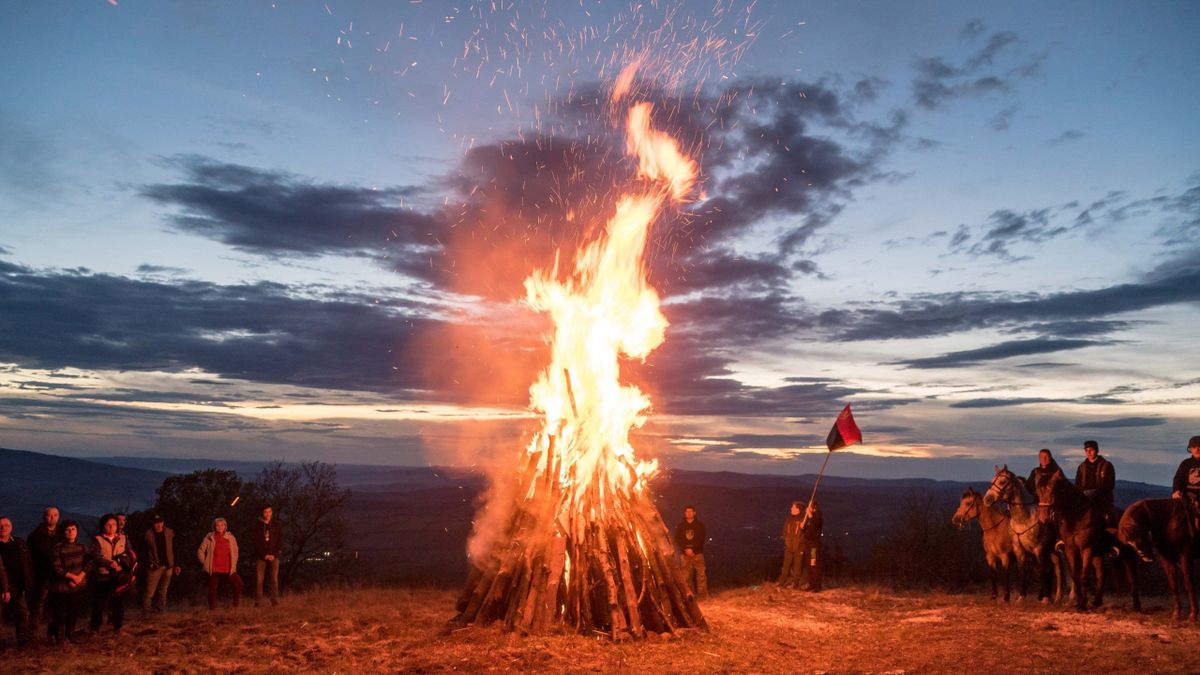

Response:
(4, 585), (1196, 673)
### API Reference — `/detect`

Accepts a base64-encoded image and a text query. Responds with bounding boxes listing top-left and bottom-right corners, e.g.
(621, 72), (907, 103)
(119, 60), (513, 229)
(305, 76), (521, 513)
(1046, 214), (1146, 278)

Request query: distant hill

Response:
(0, 448), (171, 533)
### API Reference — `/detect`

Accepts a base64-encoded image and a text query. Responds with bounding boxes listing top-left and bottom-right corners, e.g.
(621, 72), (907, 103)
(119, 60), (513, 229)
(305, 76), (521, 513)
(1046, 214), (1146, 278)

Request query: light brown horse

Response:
(1035, 470), (1140, 612)
(953, 487), (1016, 602)
(1118, 498), (1196, 621)
(983, 465), (1071, 603)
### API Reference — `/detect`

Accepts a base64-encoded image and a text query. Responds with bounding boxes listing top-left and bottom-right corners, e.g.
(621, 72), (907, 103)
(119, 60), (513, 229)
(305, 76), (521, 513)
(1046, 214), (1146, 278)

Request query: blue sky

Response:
(1, 1), (1198, 484)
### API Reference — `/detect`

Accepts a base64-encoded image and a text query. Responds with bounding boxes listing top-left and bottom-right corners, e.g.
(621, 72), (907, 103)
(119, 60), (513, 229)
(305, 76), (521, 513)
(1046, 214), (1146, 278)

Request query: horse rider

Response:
(1075, 440), (1116, 526)
(1171, 435), (1200, 532)
(1024, 448), (1062, 522)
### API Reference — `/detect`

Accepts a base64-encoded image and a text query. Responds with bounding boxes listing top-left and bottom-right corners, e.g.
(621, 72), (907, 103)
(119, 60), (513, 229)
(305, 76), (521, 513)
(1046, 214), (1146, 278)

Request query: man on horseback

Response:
(1170, 435), (1200, 534)
(1025, 449), (1062, 521)
(1075, 440), (1116, 526)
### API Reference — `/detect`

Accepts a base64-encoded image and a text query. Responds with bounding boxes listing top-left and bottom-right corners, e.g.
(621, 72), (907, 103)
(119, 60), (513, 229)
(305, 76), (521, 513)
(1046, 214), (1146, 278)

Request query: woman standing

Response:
(90, 513), (133, 635)
(197, 518), (243, 609)
(48, 521), (89, 644)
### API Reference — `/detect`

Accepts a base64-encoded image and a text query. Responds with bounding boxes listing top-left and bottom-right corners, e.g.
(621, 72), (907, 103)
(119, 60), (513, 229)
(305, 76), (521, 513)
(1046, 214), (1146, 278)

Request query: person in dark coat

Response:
(26, 506), (63, 640)
(1171, 436), (1200, 527)
(799, 500), (824, 592)
(1075, 440), (1116, 524)
(141, 515), (180, 613)
(252, 505), (283, 607)
(48, 521), (89, 645)
(0, 516), (35, 647)
(778, 502), (805, 588)
(674, 505), (708, 598)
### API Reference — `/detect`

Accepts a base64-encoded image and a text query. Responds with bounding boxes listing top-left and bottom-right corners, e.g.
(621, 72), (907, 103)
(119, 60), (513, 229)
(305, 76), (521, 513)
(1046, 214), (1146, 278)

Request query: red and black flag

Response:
(825, 404), (862, 451)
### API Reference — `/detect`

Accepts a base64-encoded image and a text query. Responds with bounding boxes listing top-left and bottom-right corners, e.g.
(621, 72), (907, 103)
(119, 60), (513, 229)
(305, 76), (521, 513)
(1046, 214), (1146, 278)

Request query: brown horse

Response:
(983, 465), (1070, 603)
(1035, 470), (1140, 611)
(1118, 499), (1196, 620)
(953, 487), (1016, 601)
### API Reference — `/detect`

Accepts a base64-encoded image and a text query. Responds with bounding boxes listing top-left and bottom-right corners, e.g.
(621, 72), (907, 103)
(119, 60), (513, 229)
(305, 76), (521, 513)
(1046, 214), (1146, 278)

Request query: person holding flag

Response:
(793, 403), (862, 591)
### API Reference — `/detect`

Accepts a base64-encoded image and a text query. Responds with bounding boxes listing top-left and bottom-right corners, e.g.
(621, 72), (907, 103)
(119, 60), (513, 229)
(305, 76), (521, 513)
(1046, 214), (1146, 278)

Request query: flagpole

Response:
(801, 449), (833, 528)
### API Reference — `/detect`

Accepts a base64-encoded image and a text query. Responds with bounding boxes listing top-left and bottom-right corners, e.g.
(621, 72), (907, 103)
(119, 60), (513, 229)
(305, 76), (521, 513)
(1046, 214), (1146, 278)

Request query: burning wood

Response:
(453, 63), (707, 638)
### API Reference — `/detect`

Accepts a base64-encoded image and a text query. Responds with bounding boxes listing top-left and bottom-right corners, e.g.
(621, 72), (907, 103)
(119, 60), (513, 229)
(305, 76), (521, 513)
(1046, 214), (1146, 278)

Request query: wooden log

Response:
(615, 528), (645, 637)
(595, 524), (629, 638)
(535, 535), (567, 632)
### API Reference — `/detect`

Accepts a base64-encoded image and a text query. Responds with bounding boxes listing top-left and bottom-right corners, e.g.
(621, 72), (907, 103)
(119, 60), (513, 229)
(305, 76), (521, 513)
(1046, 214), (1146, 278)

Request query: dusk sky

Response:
(2, 1), (1198, 483)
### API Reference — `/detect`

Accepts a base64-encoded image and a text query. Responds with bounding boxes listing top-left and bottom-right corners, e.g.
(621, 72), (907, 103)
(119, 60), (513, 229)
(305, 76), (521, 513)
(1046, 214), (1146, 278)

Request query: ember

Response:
(453, 63), (706, 638)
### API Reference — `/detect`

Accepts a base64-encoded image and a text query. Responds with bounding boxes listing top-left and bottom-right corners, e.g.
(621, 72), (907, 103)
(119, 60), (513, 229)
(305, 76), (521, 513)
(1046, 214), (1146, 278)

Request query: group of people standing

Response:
(0, 505), (284, 648)
(671, 500), (825, 599)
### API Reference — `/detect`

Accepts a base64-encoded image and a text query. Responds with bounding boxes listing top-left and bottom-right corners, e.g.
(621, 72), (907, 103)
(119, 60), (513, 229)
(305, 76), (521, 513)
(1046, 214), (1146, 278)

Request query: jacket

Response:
(50, 541), (89, 594)
(1075, 456), (1115, 505)
(91, 534), (132, 579)
(781, 514), (804, 551)
(1173, 457), (1200, 496)
(801, 509), (823, 545)
(252, 517), (283, 559)
(197, 532), (239, 575)
(1024, 460), (1063, 495)
(0, 536), (34, 593)
(143, 527), (176, 569)
(27, 523), (63, 577)
(674, 519), (706, 555)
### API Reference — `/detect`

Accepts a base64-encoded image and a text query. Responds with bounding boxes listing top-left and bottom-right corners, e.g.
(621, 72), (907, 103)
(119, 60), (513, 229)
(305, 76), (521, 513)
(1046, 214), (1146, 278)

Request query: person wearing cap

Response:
(1171, 436), (1200, 527)
(1075, 440), (1116, 524)
(141, 515), (179, 613)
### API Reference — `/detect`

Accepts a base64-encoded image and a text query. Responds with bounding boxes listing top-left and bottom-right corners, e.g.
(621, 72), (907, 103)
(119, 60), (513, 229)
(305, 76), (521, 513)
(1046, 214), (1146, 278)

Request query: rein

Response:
(989, 471), (1041, 535)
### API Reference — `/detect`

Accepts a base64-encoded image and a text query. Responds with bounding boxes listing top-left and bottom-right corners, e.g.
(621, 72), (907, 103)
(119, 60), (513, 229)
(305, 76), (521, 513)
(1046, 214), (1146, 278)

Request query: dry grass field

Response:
(5, 584), (1197, 673)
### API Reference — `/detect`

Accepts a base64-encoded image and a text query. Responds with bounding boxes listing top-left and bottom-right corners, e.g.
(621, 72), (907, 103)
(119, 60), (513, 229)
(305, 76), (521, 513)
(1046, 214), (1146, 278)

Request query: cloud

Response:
(989, 104), (1019, 131)
(1046, 130), (1085, 146)
(894, 337), (1108, 369)
(1073, 417), (1167, 429)
(911, 27), (1033, 110)
(830, 261), (1200, 342)
(140, 155), (439, 277)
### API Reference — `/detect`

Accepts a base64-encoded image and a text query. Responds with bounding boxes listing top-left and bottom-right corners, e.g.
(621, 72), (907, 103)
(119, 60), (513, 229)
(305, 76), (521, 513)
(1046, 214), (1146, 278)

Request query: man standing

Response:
(674, 505), (708, 598)
(799, 501), (824, 592)
(26, 506), (62, 640)
(1075, 440), (1116, 524)
(142, 515), (179, 613)
(252, 505), (282, 607)
(778, 502), (805, 588)
(1171, 436), (1200, 527)
(0, 516), (34, 647)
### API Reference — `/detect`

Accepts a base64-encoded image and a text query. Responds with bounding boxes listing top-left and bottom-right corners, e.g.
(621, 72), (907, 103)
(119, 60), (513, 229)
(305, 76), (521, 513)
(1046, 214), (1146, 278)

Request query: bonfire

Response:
(453, 64), (707, 638)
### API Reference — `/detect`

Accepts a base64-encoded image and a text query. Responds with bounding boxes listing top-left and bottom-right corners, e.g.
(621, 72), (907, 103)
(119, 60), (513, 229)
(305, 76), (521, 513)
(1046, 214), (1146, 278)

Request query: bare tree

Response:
(247, 461), (352, 588)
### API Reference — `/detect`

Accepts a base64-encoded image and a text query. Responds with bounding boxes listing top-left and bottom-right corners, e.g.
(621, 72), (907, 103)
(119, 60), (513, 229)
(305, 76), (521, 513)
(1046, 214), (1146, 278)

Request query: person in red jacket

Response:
(197, 518), (242, 610)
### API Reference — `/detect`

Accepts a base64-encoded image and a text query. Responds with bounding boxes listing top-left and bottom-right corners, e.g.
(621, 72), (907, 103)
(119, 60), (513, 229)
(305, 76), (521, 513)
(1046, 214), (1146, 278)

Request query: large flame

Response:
(522, 66), (696, 534)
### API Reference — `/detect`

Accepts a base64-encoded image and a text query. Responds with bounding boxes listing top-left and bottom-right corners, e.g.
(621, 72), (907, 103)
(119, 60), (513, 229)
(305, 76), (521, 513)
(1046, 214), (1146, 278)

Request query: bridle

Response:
(964, 493), (1007, 532)
(987, 470), (1041, 535)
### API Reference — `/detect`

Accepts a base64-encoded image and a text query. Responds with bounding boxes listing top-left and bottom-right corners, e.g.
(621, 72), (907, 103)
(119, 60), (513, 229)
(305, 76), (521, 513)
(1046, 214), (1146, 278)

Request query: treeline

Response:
(122, 460), (352, 602)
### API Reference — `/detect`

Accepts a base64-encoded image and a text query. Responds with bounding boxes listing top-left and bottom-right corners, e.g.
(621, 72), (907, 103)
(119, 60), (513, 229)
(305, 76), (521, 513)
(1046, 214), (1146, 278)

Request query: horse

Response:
(1118, 498), (1196, 621)
(1035, 470), (1140, 611)
(983, 465), (1070, 603)
(953, 486), (1016, 602)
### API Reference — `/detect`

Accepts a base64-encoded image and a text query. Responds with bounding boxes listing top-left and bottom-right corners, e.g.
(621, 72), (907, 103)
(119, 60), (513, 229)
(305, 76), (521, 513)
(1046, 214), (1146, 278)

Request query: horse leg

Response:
(1181, 553), (1197, 622)
(1002, 555), (1012, 603)
(1071, 549), (1087, 611)
(987, 556), (998, 600)
(1089, 550), (1104, 608)
(1126, 552), (1140, 613)
(1161, 557), (1180, 620)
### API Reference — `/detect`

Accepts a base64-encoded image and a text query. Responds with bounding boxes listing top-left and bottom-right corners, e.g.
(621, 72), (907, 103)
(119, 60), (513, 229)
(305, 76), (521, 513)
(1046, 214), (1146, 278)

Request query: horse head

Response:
(983, 464), (1014, 507)
(952, 487), (979, 528)
(1033, 469), (1065, 507)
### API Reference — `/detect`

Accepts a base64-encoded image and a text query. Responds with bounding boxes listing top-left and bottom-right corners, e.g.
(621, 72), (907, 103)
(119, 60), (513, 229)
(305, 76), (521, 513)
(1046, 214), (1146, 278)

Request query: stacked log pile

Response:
(452, 437), (706, 638)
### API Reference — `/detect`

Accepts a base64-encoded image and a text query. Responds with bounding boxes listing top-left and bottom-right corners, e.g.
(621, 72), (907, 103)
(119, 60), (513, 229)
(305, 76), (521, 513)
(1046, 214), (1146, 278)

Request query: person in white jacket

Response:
(197, 518), (242, 609)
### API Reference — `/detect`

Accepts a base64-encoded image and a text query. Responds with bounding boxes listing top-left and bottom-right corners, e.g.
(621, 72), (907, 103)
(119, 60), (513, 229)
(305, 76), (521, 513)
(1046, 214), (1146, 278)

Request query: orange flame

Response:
(523, 64), (695, 531)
